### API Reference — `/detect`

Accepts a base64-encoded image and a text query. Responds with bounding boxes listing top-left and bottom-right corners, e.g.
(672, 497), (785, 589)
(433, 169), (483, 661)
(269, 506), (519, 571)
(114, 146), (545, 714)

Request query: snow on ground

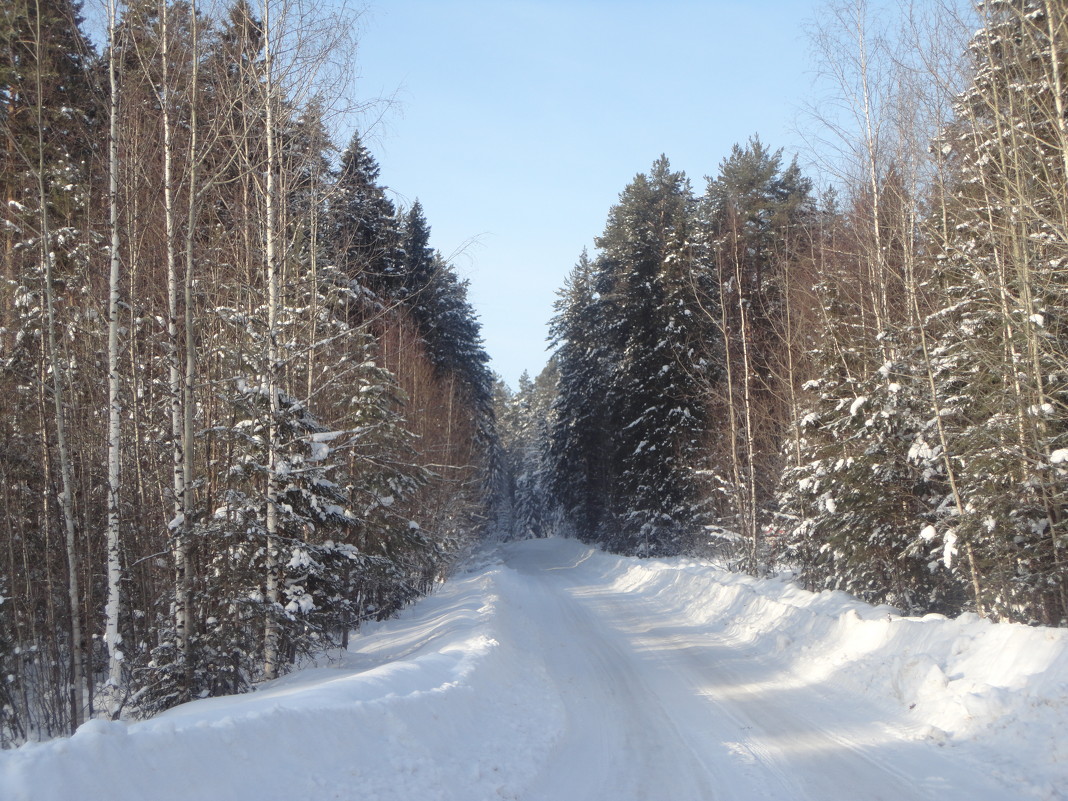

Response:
(2, 536), (1067, 801)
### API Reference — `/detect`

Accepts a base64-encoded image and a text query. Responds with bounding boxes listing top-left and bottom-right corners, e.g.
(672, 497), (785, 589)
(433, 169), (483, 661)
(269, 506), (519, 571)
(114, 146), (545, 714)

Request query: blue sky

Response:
(354, 1), (820, 388)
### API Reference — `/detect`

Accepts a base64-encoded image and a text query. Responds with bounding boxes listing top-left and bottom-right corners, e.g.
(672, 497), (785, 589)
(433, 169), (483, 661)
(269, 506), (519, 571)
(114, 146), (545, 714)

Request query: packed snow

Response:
(3, 536), (1067, 800)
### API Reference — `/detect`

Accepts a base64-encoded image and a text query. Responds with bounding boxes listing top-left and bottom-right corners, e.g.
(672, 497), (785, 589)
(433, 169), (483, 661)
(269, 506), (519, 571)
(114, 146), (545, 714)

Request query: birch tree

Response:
(102, 0), (125, 712)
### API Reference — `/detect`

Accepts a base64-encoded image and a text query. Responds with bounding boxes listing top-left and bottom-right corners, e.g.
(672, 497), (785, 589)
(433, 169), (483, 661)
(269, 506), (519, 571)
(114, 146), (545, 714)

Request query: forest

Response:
(497, 0), (1068, 625)
(2, 0), (1067, 749)
(2, 0), (497, 743)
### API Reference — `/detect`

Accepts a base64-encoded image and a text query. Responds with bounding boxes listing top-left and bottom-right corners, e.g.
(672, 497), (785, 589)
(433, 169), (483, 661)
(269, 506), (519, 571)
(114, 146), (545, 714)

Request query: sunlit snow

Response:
(2, 538), (1065, 801)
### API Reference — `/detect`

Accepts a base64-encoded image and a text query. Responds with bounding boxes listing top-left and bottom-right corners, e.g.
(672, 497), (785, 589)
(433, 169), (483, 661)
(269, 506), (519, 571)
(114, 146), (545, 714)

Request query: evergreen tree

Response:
(550, 158), (709, 556)
(489, 376), (519, 537)
(700, 138), (813, 567)
(327, 131), (404, 299)
(402, 240), (496, 466)
(928, 0), (1068, 623)
(548, 249), (613, 539)
(399, 199), (437, 314)
(776, 335), (967, 613)
(499, 364), (560, 540)
(0, 0), (96, 345)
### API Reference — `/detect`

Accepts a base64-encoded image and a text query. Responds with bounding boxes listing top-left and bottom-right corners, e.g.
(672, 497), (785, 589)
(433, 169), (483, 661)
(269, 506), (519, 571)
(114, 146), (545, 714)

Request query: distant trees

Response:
(1, 0), (496, 746)
(494, 363), (560, 541)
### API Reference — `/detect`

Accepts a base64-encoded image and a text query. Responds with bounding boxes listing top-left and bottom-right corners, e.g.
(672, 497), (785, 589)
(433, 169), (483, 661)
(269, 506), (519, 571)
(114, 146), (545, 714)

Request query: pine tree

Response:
(698, 139), (812, 567)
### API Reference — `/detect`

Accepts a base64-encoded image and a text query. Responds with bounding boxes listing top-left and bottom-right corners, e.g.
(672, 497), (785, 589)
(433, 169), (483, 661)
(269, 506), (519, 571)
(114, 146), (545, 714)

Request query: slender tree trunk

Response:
(103, 0), (125, 710)
(261, 0), (283, 682)
(1045, 6), (1068, 184)
(156, 0), (193, 694)
(855, 1), (888, 350)
(781, 239), (803, 471)
(34, 0), (85, 732)
(179, 0), (201, 692)
(305, 150), (320, 403)
(731, 221), (759, 572)
(716, 246), (747, 566)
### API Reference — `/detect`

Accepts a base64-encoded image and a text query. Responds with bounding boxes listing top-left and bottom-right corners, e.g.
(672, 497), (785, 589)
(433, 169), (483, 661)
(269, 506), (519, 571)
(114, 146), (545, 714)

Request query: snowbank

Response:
(601, 552), (1068, 797)
(0, 562), (564, 801)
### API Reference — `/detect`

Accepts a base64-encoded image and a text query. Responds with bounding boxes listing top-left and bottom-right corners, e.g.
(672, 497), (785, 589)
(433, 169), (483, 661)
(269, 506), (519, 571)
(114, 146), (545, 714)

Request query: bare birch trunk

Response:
(715, 247), (748, 568)
(154, 0), (194, 692)
(731, 221), (759, 572)
(261, 0), (283, 682)
(103, 0), (125, 709)
(854, 1), (889, 350)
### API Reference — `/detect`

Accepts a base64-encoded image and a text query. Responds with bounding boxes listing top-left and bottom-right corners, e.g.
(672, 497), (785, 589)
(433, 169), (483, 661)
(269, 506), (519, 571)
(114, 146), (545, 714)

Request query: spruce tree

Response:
(548, 250), (613, 540)
(929, 0), (1068, 623)
(328, 131), (404, 299)
(551, 158), (708, 556)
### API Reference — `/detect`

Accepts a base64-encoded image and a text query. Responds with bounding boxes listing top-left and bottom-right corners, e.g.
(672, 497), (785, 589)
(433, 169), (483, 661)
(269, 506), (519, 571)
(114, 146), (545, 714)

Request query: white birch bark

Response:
(731, 220), (759, 572)
(261, 0), (283, 681)
(156, 0), (192, 686)
(102, 0), (125, 707)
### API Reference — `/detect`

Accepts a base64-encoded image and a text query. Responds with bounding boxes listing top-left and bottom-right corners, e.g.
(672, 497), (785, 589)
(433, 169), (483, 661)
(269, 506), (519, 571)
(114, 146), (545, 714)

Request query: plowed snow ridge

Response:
(3, 536), (1066, 800)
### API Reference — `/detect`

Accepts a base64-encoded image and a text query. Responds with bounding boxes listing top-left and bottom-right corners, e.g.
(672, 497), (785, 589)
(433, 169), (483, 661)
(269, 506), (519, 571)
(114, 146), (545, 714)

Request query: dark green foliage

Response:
(549, 158), (713, 556)
(328, 132), (404, 297)
(0, 0), (96, 176)
(777, 338), (967, 614)
(396, 202), (497, 488)
(548, 250), (616, 540)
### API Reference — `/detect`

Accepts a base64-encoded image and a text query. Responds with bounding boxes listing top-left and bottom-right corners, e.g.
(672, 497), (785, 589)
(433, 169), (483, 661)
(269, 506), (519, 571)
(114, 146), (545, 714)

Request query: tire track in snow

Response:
(498, 538), (1012, 801)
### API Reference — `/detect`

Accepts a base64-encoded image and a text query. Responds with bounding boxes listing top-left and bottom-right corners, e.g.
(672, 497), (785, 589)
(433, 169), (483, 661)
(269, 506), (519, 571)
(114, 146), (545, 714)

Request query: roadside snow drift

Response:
(2, 537), (1066, 801)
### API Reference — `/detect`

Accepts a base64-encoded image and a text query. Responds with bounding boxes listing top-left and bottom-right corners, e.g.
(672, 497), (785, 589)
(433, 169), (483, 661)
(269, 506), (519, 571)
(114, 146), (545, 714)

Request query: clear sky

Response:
(353, 1), (820, 389)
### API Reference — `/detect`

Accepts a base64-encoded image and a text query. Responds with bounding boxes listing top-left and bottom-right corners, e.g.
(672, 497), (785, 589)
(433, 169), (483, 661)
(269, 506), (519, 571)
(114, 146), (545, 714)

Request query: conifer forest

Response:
(3, 0), (1068, 749)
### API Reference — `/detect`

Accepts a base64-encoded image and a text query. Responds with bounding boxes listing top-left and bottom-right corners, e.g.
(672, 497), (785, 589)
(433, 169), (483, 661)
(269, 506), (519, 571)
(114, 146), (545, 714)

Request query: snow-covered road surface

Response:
(3, 537), (1066, 800)
(501, 540), (1005, 801)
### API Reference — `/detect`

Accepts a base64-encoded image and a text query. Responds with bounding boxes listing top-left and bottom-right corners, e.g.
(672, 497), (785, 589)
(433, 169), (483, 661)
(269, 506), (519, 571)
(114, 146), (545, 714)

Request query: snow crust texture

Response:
(2, 537), (1066, 800)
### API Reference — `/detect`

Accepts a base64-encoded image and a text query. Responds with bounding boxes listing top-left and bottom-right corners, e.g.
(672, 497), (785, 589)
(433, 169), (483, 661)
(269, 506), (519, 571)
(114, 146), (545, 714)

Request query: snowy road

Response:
(3, 537), (1064, 801)
(498, 540), (1010, 801)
